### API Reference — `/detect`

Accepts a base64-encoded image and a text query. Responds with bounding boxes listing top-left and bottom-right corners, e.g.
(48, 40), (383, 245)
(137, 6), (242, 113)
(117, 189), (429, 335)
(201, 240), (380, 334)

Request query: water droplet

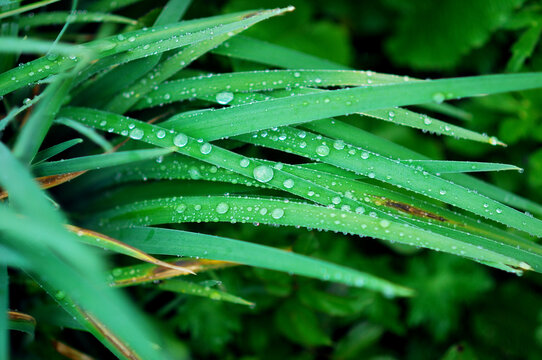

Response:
(173, 133), (188, 147)
(432, 92), (445, 103)
(253, 165), (274, 183)
(271, 208), (284, 219)
(156, 129), (166, 139)
(316, 144), (330, 157)
(355, 207), (365, 214)
(175, 204), (186, 213)
(333, 140), (345, 150)
(129, 128), (144, 140)
(240, 158), (250, 168)
(496, 208), (502, 214)
(283, 179), (295, 188)
(380, 219), (390, 228)
(439, 189), (447, 195)
(423, 116), (432, 125)
(55, 290), (66, 300)
(361, 152), (369, 159)
(489, 136), (498, 146)
(332, 196), (341, 205)
(216, 202), (229, 214)
(216, 91), (234, 105)
(200, 143), (212, 154)
(293, 72), (301, 78)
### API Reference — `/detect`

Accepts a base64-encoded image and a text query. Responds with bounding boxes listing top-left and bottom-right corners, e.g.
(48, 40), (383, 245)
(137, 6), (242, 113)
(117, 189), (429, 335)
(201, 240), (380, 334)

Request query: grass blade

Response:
(32, 138), (83, 165)
(110, 259), (234, 287)
(110, 226), (414, 297)
(399, 160), (522, 173)
(212, 35), (349, 69)
(163, 73), (542, 141)
(0, 0), (60, 20)
(66, 225), (196, 274)
(32, 147), (174, 176)
(158, 279), (254, 306)
(19, 11), (138, 27)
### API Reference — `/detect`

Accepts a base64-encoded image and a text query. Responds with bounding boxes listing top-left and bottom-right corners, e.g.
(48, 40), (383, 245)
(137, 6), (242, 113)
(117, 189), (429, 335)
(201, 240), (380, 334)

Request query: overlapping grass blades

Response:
(2, 2), (542, 358)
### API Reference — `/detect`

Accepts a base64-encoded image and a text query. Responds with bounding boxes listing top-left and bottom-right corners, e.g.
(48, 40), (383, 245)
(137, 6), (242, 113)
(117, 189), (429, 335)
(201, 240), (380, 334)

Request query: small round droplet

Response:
(432, 92), (445, 103)
(439, 189), (447, 195)
(173, 133), (188, 147)
(379, 219), (390, 228)
(271, 208), (284, 219)
(216, 202), (229, 214)
(316, 144), (330, 157)
(496, 208), (502, 214)
(156, 129), (166, 139)
(332, 196), (341, 205)
(240, 158), (250, 168)
(216, 91), (234, 105)
(200, 143), (212, 154)
(129, 128), (144, 140)
(175, 204), (186, 213)
(283, 179), (295, 188)
(253, 165), (274, 183)
(333, 140), (345, 150)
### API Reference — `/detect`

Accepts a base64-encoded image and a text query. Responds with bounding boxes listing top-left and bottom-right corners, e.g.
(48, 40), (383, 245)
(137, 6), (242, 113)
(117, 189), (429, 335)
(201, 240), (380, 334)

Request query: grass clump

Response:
(2, 0), (542, 359)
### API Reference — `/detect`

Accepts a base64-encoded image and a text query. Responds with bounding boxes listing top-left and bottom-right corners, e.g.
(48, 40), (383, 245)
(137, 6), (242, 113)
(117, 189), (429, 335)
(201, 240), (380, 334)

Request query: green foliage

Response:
(2, 1), (542, 359)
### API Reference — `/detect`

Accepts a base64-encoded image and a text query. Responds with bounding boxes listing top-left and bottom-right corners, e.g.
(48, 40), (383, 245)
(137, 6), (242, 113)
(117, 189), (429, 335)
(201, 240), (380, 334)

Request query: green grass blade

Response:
(13, 76), (74, 164)
(158, 279), (254, 306)
(32, 138), (83, 165)
(306, 118), (542, 217)
(78, 0), (192, 109)
(163, 73), (542, 141)
(0, 0), (59, 20)
(235, 126), (542, 237)
(105, 11), (274, 113)
(18, 11), (138, 27)
(212, 35), (349, 69)
(134, 69), (409, 110)
(399, 160), (522, 173)
(55, 117), (113, 151)
(0, 8), (293, 97)
(32, 148), (174, 176)
(96, 196), (525, 270)
(110, 226), (414, 297)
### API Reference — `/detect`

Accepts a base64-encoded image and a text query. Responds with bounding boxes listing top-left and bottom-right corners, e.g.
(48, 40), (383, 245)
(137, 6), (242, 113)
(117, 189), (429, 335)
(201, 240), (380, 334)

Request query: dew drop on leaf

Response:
(173, 133), (188, 147)
(129, 128), (144, 140)
(216, 91), (234, 105)
(200, 143), (212, 154)
(216, 202), (229, 214)
(316, 144), (330, 157)
(271, 208), (284, 219)
(253, 165), (274, 183)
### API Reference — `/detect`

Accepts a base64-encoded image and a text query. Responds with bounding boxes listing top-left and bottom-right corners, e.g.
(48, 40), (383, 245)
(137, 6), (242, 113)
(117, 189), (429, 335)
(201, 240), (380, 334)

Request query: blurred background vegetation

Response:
(9, 0), (542, 359)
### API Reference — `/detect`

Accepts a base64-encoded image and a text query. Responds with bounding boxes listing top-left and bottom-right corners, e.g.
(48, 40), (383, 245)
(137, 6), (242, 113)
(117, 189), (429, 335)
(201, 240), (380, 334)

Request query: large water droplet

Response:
(271, 208), (284, 219)
(432, 92), (445, 103)
(200, 143), (212, 154)
(253, 165), (274, 183)
(216, 202), (229, 214)
(173, 133), (188, 147)
(216, 91), (234, 105)
(283, 179), (295, 188)
(156, 129), (166, 139)
(129, 128), (144, 140)
(240, 158), (250, 168)
(316, 144), (330, 157)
